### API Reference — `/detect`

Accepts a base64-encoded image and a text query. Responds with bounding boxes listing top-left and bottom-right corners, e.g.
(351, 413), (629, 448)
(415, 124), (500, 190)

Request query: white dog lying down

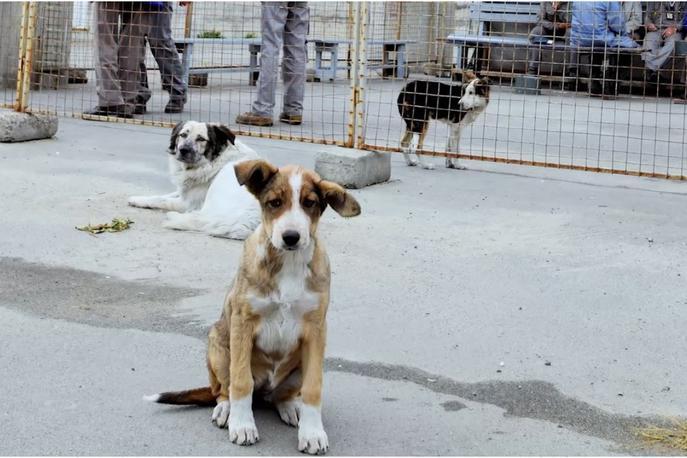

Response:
(128, 121), (260, 240)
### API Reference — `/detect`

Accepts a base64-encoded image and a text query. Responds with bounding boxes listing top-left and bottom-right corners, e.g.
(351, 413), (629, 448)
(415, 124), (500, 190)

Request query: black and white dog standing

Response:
(397, 70), (490, 170)
(128, 121), (260, 239)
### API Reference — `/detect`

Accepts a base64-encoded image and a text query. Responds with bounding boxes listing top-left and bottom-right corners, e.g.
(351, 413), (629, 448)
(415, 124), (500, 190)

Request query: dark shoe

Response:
(133, 103), (146, 115)
(83, 105), (133, 119)
(279, 112), (302, 125)
(236, 112), (273, 127)
(164, 99), (185, 114)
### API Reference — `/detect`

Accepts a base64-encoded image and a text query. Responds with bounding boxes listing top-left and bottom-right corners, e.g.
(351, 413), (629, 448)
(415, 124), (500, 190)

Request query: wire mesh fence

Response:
(1, 1), (686, 179)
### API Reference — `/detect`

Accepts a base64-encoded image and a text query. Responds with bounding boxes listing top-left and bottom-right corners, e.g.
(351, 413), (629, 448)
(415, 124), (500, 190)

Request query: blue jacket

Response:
(569, 2), (639, 48)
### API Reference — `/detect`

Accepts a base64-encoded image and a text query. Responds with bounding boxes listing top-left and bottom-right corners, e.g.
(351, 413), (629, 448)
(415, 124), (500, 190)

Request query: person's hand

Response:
(647, 23), (657, 32)
(663, 26), (677, 38)
(179, 1), (190, 6)
(557, 22), (570, 30)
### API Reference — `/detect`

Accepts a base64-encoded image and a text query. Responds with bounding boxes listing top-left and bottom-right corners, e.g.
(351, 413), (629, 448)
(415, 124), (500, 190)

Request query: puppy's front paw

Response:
(277, 399), (301, 427)
(211, 400), (230, 428)
(421, 162), (435, 170)
(229, 421), (259, 445)
(298, 426), (329, 455)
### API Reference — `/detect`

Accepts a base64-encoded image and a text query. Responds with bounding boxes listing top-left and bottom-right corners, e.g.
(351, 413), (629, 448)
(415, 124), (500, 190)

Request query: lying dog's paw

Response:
(212, 400), (230, 428)
(298, 426), (329, 455)
(277, 399), (301, 427)
(128, 196), (146, 208)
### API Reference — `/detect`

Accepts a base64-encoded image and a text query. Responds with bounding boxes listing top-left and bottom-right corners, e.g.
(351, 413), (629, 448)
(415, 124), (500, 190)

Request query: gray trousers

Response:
(94, 2), (147, 107)
(252, 2), (309, 117)
(137, 4), (187, 104)
(643, 30), (686, 71)
(528, 25), (568, 72)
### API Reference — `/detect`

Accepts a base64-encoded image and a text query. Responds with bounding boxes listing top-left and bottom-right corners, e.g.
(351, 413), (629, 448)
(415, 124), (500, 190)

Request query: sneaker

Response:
(164, 98), (185, 114)
(83, 105), (133, 119)
(236, 112), (273, 127)
(279, 112), (302, 125)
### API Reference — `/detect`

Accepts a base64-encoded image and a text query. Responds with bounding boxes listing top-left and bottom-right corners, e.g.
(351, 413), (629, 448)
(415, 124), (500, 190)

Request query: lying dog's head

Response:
(460, 70), (490, 110)
(235, 159), (361, 251)
(168, 121), (236, 167)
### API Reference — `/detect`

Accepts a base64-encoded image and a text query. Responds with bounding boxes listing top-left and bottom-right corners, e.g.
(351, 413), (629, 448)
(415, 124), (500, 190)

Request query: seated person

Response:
(527, 2), (571, 75)
(643, 1), (687, 81)
(570, 1), (639, 48)
(569, 2), (639, 95)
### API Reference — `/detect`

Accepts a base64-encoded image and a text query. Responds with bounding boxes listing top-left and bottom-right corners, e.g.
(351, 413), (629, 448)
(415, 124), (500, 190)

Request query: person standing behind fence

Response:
(85, 2), (147, 119)
(527, 2), (571, 76)
(643, 2), (687, 82)
(236, 2), (309, 127)
(134, 1), (188, 115)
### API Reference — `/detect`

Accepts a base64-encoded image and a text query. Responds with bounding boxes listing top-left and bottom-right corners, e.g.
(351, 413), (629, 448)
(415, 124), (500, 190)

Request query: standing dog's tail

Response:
(143, 386), (216, 406)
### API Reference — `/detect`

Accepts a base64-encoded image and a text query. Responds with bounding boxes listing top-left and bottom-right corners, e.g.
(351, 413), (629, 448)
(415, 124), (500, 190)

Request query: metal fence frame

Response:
(7, 1), (687, 181)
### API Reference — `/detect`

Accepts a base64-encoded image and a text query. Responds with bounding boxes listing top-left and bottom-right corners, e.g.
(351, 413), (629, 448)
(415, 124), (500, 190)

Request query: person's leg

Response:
(527, 25), (549, 75)
(281, 2), (309, 121)
(643, 30), (668, 72)
(251, 3), (288, 117)
(93, 2), (125, 108)
(147, 3), (187, 112)
(118, 6), (149, 111)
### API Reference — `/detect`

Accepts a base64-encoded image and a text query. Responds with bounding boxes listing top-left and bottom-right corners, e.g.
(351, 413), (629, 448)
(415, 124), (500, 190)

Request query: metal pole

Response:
(14, 2), (30, 112)
(355, 2), (368, 149)
(20, 2), (39, 112)
(346, 2), (360, 148)
(184, 2), (193, 38)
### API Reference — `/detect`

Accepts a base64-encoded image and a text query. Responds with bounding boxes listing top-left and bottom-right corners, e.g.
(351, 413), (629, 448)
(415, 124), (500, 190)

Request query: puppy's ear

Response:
(206, 124), (236, 161)
(234, 159), (279, 197)
(168, 121), (184, 153)
(317, 180), (361, 217)
(462, 69), (476, 83)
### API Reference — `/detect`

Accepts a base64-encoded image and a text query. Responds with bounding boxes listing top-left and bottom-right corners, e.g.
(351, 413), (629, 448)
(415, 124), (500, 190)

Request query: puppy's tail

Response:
(143, 386), (216, 406)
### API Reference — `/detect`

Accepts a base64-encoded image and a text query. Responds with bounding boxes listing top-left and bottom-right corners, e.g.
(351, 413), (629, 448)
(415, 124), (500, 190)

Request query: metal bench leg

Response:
(396, 43), (407, 78)
(382, 44), (390, 79)
(249, 43), (260, 86)
(330, 45), (339, 81)
(314, 44), (324, 81)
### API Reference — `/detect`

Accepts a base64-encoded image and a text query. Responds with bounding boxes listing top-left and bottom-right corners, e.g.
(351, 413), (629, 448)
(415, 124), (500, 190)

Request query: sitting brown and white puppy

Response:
(397, 70), (490, 170)
(144, 160), (361, 455)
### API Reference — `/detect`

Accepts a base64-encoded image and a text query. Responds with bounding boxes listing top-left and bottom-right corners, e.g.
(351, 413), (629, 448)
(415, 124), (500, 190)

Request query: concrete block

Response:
(0, 110), (58, 143)
(315, 147), (390, 189)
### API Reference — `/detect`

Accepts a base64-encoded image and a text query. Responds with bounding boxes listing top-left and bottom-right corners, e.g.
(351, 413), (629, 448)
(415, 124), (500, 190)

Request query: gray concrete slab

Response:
(0, 117), (686, 455)
(0, 109), (58, 142)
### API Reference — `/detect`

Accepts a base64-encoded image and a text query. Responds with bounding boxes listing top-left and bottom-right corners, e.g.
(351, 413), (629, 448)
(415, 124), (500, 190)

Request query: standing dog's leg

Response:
(228, 313), (259, 445)
(446, 125), (466, 170)
(400, 129), (417, 166)
(297, 317), (329, 455)
(415, 124), (434, 170)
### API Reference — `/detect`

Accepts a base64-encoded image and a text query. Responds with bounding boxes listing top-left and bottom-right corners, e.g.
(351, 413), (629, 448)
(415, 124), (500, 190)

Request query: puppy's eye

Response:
(197, 137), (207, 142)
(303, 198), (317, 208)
(267, 198), (282, 209)
(179, 132), (188, 138)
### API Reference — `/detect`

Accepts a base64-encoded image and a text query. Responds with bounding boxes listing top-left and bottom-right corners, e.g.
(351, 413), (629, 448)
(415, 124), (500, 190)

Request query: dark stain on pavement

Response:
(0, 257), (208, 338)
(441, 400), (467, 412)
(325, 358), (674, 454)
